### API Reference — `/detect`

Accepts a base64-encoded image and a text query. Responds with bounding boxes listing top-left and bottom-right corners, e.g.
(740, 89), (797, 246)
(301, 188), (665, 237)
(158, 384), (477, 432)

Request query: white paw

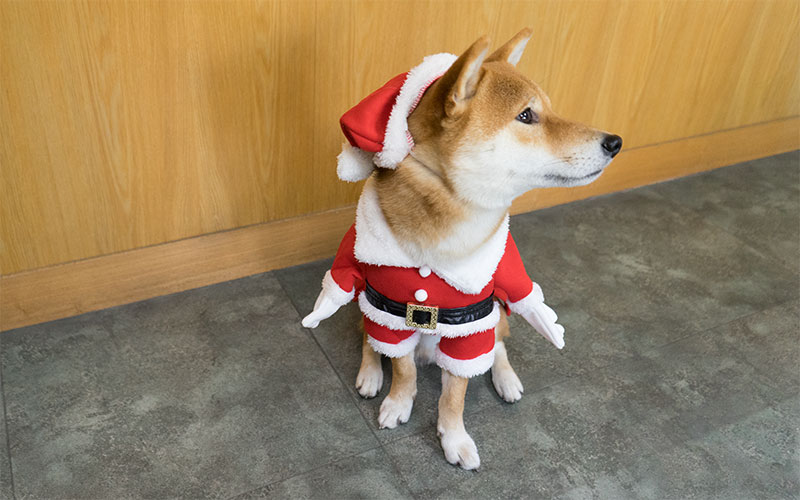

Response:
(378, 395), (414, 429)
(439, 429), (480, 470)
(356, 363), (383, 399)
(491, 365), (524, 403)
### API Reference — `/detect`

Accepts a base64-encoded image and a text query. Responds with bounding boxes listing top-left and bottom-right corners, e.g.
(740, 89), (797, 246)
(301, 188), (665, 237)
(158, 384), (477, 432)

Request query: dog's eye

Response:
(516, 108), (538, 124)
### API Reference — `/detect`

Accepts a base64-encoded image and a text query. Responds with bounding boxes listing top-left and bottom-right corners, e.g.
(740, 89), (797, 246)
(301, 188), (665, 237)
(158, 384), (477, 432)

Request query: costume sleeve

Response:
(494, 233), (564, 349)
(494, 233), (547, 315)
(494, 233), (534, 302)
(322, 224), (364, 305)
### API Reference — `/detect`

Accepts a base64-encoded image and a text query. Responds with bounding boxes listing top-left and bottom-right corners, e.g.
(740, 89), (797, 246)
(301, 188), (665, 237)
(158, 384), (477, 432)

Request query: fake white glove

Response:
(301, 294), (342, 328)
(508, 283), (565, 349)
(301, 271), (355, 329)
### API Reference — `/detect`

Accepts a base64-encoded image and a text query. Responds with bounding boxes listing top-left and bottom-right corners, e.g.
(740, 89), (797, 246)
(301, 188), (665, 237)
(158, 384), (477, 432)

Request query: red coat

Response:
(330, 224), (535, 313)
(302, 179), (560, 377)
(321, 222), (538, 378)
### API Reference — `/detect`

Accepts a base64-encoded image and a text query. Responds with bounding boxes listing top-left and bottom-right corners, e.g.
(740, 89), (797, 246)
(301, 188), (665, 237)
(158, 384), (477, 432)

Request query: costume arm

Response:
(495, 234), (565, 349)
(302, 225), (364, 328)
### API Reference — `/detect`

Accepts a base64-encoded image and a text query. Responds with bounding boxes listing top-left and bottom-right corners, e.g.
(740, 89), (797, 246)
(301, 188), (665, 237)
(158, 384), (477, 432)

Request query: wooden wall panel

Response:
(2, 0), (799, 275)
(502, 0), (800, 146)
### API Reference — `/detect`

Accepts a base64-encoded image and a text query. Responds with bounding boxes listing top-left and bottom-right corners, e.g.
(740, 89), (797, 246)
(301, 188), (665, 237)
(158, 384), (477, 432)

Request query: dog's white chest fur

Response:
(353, 178), (509, 295)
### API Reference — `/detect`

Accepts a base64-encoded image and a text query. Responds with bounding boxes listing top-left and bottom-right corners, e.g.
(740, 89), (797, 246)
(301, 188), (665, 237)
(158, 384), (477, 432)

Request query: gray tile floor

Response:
(1, 151), (798, 499)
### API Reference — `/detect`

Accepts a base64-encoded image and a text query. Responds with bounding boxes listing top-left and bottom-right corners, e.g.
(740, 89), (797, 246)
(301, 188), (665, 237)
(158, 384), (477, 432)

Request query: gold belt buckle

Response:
(405, 303), (439, 330)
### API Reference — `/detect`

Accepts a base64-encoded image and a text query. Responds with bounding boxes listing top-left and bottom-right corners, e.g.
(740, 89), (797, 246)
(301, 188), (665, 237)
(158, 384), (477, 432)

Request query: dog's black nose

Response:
(601, 134), (622, 157)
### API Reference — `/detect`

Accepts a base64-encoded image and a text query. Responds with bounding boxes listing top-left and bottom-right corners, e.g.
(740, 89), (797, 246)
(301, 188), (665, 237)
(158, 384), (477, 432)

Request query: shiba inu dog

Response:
(302, 28), (621, 470)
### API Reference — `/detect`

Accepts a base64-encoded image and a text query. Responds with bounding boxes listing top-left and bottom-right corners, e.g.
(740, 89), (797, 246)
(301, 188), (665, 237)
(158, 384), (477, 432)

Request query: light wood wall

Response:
(2, 0), (799, 276)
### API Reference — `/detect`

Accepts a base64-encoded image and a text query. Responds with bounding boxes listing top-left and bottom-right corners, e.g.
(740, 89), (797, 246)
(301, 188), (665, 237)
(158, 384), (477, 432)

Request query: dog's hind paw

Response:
(378, 395), (414, 429)
(491, 364), (524, 403)
(439, 429), (480, 470)
(356, 363), (383, 399)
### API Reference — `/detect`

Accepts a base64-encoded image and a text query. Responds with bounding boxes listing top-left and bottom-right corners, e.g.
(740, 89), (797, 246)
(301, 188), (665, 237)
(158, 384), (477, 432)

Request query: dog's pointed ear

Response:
(486, 28), (532, 67)
(440, 36), (490, 118)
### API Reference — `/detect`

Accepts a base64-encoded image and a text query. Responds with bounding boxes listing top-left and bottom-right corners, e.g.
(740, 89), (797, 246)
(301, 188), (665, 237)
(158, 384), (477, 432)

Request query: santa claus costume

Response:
(302, 53), (564, 378)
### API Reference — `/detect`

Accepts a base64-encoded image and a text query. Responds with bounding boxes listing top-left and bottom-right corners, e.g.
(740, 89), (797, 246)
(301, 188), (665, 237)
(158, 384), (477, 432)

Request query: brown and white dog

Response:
(303, 29), (621, 469)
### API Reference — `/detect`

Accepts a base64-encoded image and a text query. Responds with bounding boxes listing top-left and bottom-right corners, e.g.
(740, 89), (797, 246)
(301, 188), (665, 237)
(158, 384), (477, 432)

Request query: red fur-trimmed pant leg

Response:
(363, 316), (420, 358)
(435, 329), (496, 378)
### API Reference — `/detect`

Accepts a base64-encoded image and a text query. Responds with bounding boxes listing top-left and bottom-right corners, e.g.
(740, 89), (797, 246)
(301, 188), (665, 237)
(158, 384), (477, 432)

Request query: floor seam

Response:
(273, 273), (418, 499)
(375, 432), (418, 500)
(223, 443), (385, 499)
(652, 298), (796, 354)
(644, 183), (800, 278)
(274, 274), (385, 442)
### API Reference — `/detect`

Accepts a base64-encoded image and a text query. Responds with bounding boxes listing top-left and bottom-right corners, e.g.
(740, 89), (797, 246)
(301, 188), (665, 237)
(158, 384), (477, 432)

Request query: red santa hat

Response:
(336, 53), (458, 182)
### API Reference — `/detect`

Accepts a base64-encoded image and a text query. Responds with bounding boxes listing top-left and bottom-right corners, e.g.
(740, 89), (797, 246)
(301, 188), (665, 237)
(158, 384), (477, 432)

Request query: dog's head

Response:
(408, 29), (622, 209)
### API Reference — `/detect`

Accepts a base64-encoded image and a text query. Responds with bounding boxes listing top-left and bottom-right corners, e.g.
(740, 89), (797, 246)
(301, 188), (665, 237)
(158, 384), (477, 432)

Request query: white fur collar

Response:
(354, 179), (509, 295)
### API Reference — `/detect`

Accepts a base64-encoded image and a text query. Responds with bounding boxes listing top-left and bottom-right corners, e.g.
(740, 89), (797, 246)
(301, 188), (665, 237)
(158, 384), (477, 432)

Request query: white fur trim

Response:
(353, 178), (509, 294)
(322, 270), (355, 306)
(435, 347), (495, 378)
(337, 143), (375, 182)
(367, 330), (421, 358)
(358, 291), (501, 338)
(507, 282), (545, 315)
(373, 53), (457, 168)
(354, 178), (416, 268)
(433, 214), (509, 294)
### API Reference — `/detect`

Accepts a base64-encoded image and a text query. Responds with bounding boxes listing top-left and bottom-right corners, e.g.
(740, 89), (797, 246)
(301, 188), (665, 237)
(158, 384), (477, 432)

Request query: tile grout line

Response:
(529, 163), (798, 373)
(443, 302), (796, 455)
(0, 352), (17, 500)
(639, 167), (800, 279)
(377, 427), (423, 500)
(690, 298), (800, 394)
(631, 166), (800, 355)
(605, 349), (800, 473)
(224, 443), (387, 500)
(272, 276), (384, 444)
(271, 273), (417, 498)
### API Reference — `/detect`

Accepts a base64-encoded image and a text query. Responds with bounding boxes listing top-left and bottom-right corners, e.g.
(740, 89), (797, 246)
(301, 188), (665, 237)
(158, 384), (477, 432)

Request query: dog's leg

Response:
(356, 329), (384, 398)
(438, 370), (480, 469)
(378, 352), (417, 429)
(491, 313), (524, 403)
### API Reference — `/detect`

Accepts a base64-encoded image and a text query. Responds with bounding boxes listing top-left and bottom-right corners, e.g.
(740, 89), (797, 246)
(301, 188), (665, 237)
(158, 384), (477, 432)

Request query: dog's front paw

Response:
(356, 363), (383, 398)
(439, 429), (480, 470)
(491, 364), (524, 403)
(378, 395), (414, 429)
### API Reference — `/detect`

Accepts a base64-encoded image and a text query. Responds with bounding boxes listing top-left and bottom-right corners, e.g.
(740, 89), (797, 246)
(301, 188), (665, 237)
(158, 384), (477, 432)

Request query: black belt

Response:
(364, 281), (494, 330)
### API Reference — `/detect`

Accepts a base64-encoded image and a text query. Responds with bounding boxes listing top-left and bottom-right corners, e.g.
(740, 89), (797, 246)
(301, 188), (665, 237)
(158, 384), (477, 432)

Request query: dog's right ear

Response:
(440, 36), (490, 118)
(486, 28), (532, 67)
